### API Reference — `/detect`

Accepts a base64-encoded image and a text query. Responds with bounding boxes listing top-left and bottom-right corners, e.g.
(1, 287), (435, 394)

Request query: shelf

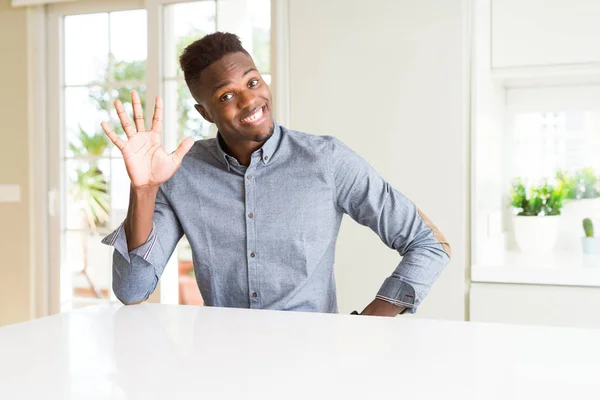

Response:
(472, 251), (600, 287)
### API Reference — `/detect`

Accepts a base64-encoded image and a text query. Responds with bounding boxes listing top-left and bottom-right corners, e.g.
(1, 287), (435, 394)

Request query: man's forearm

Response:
(125, 184), (158, 251)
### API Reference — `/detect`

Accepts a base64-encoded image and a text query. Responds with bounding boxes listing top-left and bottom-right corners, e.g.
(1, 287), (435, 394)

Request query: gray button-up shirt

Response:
(102, 122), (451, 313)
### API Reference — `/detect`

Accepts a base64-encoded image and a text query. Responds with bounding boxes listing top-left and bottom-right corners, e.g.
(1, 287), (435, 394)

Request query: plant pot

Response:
(558, 199), (600, 252)
(513, 215), (561, 254)
(581, 237), (599, 254)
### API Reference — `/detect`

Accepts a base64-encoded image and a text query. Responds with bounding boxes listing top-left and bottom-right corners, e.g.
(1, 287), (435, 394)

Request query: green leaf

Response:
(69, 166), (109, 230)
(510, 178), (566, 216)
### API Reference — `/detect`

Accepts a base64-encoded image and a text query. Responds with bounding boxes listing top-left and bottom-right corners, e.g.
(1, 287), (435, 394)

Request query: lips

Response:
(240, 106), (266, 125)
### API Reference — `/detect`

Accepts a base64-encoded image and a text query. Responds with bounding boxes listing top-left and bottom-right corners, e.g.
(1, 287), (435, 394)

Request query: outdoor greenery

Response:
(69, 164), (110, 230)
(69, 127), (111, 230)
(556, 168), (600, 200)
(174, 30), (211, 143)
(69, 126), (109, 157)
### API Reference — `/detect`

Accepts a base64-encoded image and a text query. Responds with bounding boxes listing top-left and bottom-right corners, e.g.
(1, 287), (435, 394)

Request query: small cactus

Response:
(583, 218), (594, 237)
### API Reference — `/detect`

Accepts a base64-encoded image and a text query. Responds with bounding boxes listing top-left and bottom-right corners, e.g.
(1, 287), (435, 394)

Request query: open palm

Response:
(101, 91), (194, 189)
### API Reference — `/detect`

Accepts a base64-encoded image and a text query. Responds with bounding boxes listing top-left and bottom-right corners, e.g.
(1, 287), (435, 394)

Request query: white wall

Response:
(287, 0), (469, 320)
(0, 1), (32, 326)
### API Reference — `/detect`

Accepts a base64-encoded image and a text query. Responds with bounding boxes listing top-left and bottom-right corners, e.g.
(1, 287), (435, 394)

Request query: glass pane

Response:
(66, 230), (112, 300)
(65, 86), (111, 158)
(110, 85), (148, 112)
(110, 158), (130, 230)
(164, 80), (213, 148)
(110, 10), (147, 82)
(65, 13), (109, 85)
(65, 159), (111, 232)
(250, 0), (271, 73)
(163, 1), (217, 78)
(513, 111), (594, 182)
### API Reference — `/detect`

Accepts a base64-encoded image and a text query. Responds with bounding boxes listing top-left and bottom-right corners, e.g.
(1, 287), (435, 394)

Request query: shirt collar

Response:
(216, 120), (282, 170)
(258, 120), (281, 165)
(216, 133), (234, 171)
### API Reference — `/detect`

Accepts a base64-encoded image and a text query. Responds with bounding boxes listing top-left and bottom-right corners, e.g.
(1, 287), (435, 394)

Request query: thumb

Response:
(171, 137), (195, 167)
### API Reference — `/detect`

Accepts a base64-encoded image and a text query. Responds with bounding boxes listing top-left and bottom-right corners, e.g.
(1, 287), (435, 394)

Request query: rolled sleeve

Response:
(101, 222), (158, 264)
(330, 137), (451, 313)
(376, 276), (416, 310)
(100, 184), (184, 304)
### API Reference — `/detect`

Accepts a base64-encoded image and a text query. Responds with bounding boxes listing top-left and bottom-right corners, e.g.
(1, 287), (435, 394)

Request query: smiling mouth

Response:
(240, 106), (266, 125)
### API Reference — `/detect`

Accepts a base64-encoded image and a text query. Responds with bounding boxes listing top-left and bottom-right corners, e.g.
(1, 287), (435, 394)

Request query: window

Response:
(48, 0), (272, 311)
(473, 84), (600, 271)
(62, 8), (148, 306)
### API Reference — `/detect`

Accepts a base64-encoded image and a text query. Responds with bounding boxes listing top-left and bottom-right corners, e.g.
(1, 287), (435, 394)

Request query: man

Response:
(101, 32), (451, 317)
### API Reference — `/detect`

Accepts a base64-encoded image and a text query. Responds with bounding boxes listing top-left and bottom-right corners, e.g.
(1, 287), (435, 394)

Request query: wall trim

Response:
(26, 5), (49, 319)
(271, 0), (291, 128)
(464, 0), (474, 322)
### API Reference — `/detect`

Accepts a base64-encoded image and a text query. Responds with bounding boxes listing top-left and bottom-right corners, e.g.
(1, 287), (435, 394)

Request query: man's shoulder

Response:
(177, 136), (220, 162)
(281, 126), (339, 151)
(188, 136), (218, 154)
(173, 137), (222, 174)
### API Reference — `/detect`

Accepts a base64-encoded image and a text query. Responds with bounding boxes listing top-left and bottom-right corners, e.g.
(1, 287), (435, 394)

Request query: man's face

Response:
(193, 52), (273, 144)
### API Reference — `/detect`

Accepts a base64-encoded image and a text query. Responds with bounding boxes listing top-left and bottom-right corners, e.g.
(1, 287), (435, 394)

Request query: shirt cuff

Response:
(376, 276), (417, 314)
(101, 222), (157, 263)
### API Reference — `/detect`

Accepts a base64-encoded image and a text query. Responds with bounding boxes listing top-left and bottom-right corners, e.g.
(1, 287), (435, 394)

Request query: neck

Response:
(219, 123), (275, 167)
(224, 140), (262, 167)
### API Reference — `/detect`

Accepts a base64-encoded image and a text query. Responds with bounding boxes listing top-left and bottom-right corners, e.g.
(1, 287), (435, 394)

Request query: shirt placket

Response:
(245, 154), (260, 308)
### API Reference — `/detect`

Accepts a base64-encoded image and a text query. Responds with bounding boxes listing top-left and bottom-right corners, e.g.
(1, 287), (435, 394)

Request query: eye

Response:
(220, 93), (234, 102)
(248, 79), (259, 88)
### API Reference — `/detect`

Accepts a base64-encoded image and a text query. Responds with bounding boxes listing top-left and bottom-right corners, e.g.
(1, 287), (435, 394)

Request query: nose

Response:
(238, 88), (257, 110)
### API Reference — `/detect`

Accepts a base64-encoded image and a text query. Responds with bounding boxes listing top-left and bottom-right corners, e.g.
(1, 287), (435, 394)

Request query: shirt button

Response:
(252, 292), (258, 298)
(263, 156), (269, 161)
(250, 252), (255, 258)
(248, 213), (254, 219)
(247, 175), (252, 180)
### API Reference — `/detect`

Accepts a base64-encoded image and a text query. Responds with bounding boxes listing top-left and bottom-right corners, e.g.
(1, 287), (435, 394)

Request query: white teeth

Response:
(241, 107), (263, 124)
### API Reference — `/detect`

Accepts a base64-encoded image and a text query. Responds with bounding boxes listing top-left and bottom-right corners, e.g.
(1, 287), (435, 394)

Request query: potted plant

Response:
(510, 178), (565, 254)
(557, 168), (600, 252)
(582, 218), (598, 254)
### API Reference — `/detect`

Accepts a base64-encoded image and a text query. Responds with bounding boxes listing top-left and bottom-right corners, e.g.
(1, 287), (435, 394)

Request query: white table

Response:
(0, 304), (599, 399)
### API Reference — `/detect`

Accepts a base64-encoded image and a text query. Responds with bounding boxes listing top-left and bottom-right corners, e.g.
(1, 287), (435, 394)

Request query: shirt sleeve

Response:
(329, 137), (451, 314)
(101, 184), (184, 304)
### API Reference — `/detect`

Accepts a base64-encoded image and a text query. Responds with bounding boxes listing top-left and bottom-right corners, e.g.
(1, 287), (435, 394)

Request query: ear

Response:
(195, 104), (214, 123)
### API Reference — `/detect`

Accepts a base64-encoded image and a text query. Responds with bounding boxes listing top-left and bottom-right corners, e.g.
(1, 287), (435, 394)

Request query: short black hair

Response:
(179, 32), (249, 91)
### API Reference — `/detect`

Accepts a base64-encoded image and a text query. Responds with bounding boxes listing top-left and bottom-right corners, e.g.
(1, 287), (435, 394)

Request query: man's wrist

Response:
(358, 298), (404, 317)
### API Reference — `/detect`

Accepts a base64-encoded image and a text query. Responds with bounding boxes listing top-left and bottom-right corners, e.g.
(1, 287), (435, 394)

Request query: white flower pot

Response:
(513, 215), (561, 254)
(581, 237), (599, 254)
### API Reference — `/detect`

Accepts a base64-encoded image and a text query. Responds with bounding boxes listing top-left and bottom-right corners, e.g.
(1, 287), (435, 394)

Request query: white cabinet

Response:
(470, 282), (600, 329)
(492, 0), (600, 69)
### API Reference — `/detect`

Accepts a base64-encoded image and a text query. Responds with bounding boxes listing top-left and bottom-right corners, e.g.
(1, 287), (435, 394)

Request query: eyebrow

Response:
(212, 68), (258, 94)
